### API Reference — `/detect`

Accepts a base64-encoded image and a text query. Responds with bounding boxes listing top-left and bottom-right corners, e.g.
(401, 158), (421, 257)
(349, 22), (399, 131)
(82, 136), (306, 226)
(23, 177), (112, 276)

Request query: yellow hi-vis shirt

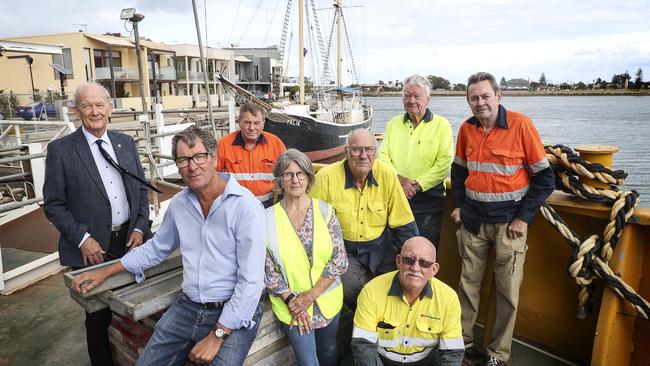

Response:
(352, 271), (464, 364)
(379, 110), (454, 192)
(309, 159), (414, 244)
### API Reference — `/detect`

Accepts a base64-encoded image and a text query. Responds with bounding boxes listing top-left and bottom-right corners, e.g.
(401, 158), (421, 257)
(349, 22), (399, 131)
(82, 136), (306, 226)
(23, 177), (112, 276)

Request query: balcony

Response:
(177, 70), (205, 82)
(149, 66), (177, 81)
(95, 67), (140, 81)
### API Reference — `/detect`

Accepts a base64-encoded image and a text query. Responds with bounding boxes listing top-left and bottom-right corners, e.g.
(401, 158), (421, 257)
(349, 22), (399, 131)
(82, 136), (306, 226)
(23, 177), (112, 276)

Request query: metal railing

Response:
(149, 66), (177, 81)
(177, 70), (206, 82)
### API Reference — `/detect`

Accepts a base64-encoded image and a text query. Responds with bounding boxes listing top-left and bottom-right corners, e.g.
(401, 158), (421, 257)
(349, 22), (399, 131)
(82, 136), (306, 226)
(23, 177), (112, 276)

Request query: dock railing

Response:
(0, 100), (233, 295)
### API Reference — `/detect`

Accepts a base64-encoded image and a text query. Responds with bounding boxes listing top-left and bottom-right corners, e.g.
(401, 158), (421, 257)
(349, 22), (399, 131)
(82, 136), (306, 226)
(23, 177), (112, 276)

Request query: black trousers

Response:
(75, 226), (128, 366)
(412, 196), (445, 252)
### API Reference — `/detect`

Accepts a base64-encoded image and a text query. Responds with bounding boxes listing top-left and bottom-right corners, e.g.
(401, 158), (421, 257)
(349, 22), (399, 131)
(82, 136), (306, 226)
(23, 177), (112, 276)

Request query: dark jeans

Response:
(412, 197), (444, 251)
(76, 226), (128, 366)
(283, 313), (340, 366)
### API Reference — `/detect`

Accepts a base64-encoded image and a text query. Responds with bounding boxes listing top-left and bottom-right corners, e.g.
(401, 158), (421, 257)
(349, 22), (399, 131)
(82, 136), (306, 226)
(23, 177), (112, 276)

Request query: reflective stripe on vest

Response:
(265, 198), (343, 324)
(378, 346), (433, 363)
(231, 172), (275, 181)
(466, 185), (529, 202)
(256, 192), (274, 202)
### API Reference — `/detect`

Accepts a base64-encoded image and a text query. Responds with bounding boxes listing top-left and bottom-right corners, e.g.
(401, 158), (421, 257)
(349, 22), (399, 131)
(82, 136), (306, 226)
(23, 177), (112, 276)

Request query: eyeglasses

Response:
(280, 171), (308, 181)
(174, 152), (209, 168)
(347, 146), (377, 156)
(400, 255), (435, 269)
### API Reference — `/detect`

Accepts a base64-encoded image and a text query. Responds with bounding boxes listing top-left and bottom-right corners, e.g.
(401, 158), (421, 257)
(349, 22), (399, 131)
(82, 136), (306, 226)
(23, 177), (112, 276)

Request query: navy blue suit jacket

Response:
(43, 128), (151, 268)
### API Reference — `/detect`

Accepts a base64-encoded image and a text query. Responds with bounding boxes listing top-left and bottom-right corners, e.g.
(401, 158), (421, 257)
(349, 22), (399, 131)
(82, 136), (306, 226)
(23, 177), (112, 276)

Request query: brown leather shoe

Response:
(462, 346), (486, 366)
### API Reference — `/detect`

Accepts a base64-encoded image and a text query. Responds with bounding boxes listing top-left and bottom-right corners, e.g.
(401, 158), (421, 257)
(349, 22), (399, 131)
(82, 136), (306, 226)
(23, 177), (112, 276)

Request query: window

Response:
(53, 48), (75, 80)
(93, 49), (121, 68)
(253, 65), (259, 81)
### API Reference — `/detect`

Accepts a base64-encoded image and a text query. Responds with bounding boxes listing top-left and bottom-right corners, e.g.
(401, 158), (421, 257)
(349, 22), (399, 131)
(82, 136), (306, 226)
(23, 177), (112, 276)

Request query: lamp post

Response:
(7, 55), (36, 100)
(121, 8), (159, 209)
(120, 8), (147, 115)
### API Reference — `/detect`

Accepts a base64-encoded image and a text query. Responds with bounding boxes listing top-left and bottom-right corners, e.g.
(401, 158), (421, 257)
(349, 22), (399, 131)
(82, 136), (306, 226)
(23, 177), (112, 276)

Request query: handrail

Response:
(0, 172), (32, 183)
(0, 196), (42, 214)
(0, 152), (46, 164)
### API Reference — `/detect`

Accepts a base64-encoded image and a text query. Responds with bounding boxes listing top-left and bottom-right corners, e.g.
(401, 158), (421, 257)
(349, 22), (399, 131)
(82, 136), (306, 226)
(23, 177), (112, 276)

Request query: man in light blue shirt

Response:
(71, 126), (266, 365)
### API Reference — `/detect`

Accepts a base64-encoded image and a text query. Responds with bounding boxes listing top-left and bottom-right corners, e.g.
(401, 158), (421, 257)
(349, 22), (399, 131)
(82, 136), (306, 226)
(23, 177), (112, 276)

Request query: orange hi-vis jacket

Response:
(217, 131), (286, 201)
(451, 105), (554, 234)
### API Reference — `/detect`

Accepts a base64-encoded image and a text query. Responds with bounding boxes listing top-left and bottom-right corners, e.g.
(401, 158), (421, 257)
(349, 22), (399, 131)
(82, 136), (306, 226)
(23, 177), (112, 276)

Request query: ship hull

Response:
(264, 111), (372, 163)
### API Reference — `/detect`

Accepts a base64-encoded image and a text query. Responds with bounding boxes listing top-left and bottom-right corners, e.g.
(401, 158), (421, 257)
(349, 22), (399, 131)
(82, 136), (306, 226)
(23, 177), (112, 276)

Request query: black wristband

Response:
(284, 293), (296, 305)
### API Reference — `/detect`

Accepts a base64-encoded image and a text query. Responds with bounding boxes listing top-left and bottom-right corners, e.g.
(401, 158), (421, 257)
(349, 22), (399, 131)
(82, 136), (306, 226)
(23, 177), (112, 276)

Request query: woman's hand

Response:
(289, 310), (312, 335)
(288, 290), (316, 316)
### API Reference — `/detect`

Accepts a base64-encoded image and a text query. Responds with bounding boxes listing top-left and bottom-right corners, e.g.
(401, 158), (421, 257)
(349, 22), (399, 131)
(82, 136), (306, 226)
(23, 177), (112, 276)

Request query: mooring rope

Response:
(542, 144), (649, 319)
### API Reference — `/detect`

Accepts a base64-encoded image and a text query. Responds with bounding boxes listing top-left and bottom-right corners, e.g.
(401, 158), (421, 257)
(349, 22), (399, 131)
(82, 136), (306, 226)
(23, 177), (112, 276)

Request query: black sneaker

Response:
(462, 346), (485, 366)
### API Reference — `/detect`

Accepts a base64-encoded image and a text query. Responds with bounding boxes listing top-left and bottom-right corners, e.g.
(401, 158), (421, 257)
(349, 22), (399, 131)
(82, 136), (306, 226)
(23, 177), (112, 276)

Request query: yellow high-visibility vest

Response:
(265, 198), (343, 324)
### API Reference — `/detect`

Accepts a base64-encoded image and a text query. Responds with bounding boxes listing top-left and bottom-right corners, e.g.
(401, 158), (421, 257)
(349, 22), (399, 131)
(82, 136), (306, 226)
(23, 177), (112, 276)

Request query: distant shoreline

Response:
(364, 89), (650, 97)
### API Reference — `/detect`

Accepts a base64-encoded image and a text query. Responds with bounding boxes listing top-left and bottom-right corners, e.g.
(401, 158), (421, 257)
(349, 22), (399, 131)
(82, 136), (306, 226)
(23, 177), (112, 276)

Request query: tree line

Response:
(370, 68), (646, 92)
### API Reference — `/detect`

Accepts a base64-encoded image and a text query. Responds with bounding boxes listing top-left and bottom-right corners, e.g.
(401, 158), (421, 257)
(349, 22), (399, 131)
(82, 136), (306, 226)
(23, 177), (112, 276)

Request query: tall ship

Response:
(221, 0), (373, 163)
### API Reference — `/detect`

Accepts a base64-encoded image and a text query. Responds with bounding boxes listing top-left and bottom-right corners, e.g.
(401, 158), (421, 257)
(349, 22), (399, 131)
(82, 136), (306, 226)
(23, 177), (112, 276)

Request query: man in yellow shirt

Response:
(379, 75), (454, 251)
(352, 236), (464, 366)
(311, 128), (418, 310)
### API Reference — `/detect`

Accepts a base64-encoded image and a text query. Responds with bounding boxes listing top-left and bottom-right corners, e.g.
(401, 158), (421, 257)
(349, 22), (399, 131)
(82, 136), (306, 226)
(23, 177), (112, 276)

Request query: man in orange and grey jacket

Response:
(217, 103), (286, 207)
(450, 72), (555, 366)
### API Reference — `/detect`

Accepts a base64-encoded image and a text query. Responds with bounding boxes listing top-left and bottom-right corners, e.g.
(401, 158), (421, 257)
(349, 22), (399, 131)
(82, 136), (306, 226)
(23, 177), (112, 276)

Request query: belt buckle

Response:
(111, 224), (122, 232)
(204, 301), (224, 309)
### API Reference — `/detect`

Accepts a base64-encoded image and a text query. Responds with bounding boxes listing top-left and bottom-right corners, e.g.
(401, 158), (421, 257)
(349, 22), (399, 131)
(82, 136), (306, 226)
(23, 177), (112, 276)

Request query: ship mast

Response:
(298, 0), (305, 104)
(335, 0), (342, 88)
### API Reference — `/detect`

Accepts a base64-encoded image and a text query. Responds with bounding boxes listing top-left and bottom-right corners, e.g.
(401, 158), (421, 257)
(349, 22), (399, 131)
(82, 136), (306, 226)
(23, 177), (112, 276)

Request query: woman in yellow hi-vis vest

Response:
(265, 149), (348, 366)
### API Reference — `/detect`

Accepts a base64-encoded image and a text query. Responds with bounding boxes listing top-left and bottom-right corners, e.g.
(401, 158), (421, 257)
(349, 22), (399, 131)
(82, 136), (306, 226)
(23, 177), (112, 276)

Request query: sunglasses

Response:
(400, 255), (435, 269)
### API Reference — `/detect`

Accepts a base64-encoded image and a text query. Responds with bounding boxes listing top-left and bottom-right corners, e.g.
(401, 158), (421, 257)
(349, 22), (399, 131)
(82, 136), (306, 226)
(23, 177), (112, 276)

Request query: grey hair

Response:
(171, 126), (217, 160)
(345, 128), (377, 148)
(239, 102), (267, 119)
(402, 74), (431, 96)
(467, 72), (500, 95)
(273, 148), (315, 193)
(73, 82), (112, 107)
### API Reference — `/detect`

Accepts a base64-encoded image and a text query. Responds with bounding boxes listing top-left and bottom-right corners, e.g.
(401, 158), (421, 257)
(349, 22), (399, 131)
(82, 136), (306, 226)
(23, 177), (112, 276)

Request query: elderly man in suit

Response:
(43, 82), (151, 366)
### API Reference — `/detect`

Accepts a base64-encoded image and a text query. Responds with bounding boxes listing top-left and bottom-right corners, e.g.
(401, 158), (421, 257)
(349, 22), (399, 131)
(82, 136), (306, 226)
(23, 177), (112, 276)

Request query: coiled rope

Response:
(541, 144), (649, 319)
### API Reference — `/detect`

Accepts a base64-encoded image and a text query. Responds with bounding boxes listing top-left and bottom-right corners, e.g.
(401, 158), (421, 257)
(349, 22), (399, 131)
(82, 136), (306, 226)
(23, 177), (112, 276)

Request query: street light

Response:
(7, 55), (35, 100)
(120, 8), (147, 114)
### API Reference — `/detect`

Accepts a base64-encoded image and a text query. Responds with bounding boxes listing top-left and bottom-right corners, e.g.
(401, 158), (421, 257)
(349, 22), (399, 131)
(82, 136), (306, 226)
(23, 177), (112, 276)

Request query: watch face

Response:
(214, 328), (225, 338)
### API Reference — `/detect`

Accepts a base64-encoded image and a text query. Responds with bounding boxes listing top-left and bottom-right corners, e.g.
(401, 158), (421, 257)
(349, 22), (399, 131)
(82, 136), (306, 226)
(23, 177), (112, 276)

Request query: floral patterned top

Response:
(264, 202), (348, 328)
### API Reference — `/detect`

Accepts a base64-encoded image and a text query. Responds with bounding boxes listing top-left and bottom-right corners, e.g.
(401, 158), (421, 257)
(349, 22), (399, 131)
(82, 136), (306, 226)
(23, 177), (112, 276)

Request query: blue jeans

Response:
(282, 313), (340, 366)
(137, 293), (264, 366)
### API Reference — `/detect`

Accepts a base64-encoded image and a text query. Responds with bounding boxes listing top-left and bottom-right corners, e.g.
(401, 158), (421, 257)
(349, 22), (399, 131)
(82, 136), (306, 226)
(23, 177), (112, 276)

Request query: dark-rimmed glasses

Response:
(348, 146), (377, 156)
(174, 152), (209, 168)
(280, 171), (308, 181)
(400, 255), (435, 269)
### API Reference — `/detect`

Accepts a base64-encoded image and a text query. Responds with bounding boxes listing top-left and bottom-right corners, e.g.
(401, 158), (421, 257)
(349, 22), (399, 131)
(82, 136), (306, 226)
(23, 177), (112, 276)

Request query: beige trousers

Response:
(456, 222), (527, 362)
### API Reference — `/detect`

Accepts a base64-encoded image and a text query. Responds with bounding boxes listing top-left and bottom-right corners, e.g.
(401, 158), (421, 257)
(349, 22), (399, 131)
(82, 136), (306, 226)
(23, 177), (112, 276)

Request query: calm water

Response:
(366, 96), (650, 208)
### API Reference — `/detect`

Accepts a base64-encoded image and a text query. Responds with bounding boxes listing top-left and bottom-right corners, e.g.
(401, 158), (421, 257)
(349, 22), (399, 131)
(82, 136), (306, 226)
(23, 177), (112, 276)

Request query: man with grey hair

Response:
(451, 72), (554, 366)
(379, 74), (454, 251)
(311, 128), (418, 310)
(44, 82), (152, 365)
(71, 125), (267, 365)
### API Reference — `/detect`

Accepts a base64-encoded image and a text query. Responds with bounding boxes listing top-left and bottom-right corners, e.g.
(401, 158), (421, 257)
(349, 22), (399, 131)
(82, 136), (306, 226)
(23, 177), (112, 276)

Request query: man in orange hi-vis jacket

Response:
(450, 72), (555, 366)
(217, 103), (286, 207)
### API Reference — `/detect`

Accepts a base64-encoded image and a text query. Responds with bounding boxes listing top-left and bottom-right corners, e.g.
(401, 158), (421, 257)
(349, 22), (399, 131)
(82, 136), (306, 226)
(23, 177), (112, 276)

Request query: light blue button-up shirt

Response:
(121, 174), (266, 330)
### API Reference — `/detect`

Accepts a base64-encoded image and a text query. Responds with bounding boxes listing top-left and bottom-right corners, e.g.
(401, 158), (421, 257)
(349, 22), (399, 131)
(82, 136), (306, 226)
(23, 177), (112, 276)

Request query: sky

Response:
(2, 0), (649, 86)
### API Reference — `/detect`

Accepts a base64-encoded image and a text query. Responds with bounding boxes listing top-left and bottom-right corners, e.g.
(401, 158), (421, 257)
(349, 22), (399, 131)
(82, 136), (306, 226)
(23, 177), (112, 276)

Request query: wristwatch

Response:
(214, 327), (230, 341)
